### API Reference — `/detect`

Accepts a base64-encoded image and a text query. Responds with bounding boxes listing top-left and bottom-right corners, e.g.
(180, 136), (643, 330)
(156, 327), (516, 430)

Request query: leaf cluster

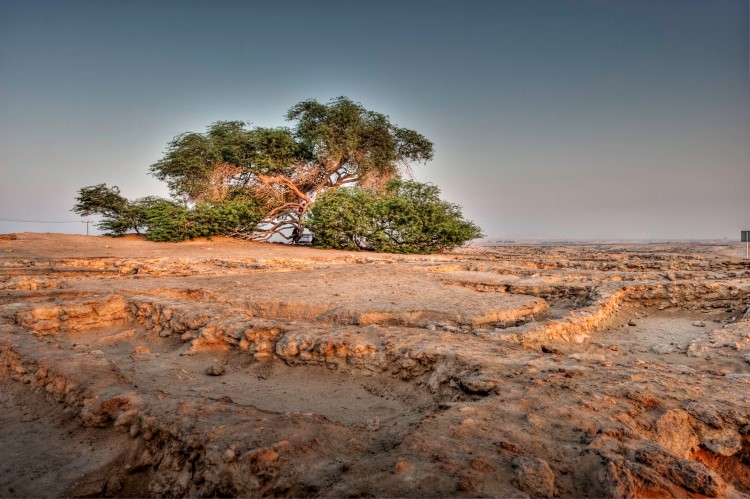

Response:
(306, 180), (483, 254)
(72, 184), (152, 235)
(287, 97), (434, 189)
(149, 123), (301, 202)
(141, 198), (263, 242)
(72, 185), (261, 242)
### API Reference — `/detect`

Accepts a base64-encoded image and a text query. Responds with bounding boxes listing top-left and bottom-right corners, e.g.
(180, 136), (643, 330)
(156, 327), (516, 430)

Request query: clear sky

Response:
(1, 0), (748, 239)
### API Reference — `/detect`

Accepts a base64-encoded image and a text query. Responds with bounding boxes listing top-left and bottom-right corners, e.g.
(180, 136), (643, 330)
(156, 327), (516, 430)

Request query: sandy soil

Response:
(1, 233), (749, 497)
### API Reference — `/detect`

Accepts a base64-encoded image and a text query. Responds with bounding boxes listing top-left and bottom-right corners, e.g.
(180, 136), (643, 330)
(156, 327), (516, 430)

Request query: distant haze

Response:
(1, 0), (748, 240)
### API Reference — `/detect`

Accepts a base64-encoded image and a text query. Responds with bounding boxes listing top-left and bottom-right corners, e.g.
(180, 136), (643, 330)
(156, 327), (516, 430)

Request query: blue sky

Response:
(1, 0), (748, 239)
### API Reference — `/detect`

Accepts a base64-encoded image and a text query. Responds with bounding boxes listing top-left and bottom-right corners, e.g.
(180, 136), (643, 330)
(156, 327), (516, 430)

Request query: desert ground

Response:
(1, 232), (749, 497)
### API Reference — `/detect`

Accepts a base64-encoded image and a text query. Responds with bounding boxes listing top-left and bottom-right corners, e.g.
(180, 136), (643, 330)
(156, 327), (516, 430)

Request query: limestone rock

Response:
(635, 442), (725, 497)
(684, 401), (723, 428)
(651, 344), (678, 355)
(130, 345), (151, 359)
(601, 458), (674, 498)
(687, 340), (706, 357)
(366, 416), (381, 432)
(702, 431), (742, 456)
(654, 409), (698, 459)
(512, 456), (556, 498)
(457, 371), (498, 395)
(205, 364), (226, 376)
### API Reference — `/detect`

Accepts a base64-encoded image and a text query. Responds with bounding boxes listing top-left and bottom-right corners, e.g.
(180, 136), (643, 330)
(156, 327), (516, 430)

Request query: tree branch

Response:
(258, 175), (311, 204)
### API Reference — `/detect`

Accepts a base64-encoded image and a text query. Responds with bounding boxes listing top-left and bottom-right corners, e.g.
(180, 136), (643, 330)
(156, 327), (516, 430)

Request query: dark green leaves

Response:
(72, 184), (261, 241)
(306, 180), (483, 254)
(149, 122), (299, 202)
(143, 198), (262, 242)
(287, 96), (434, 179)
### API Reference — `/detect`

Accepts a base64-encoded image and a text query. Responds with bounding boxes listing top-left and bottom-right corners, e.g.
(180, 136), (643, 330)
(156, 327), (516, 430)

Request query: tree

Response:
(73, 96), (481, 251)
(148, 97), (434, 241)
(72, 184), (148, 235)
(306, 180), (483, 254)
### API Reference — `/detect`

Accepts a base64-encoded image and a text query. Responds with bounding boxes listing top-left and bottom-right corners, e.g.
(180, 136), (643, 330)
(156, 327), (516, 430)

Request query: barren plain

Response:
(1, 233), (749, 497)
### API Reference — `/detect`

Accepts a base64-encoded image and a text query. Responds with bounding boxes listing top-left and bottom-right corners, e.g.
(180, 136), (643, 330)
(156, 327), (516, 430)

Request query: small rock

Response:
(541, 345), (562, 354)
(471, 457), (495, 472)
(651, 344), (678, 355)
(655, 409), (699, 459)
(393, 459), (412, 474)
(569, 353), (606, 363)
(223, 446), (237, 463)
(240, 447), (279, 467)
(113, 409), (139, 431)
(497, 440), (523, 453)
(457, 371), (498, 395)
(687, 340), (706, 357)
(205, 364), (226, 376)
(104, 475), (123, 495)
(635, 441), (725, 497)
(571, 334), (589, 344)
(130, 345), (151, 359)
(457, 478), (477, 493)
(366, 416), (381, 432)
(684, 401), (723, 428)
(512, 456), (556, 498)
(702, 432), (742, 456)
(692, 321), (706, 327)
(628, 320), (637, 327)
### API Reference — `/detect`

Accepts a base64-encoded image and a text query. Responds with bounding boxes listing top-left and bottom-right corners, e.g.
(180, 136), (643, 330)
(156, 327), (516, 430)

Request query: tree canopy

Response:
(148, 96), (434, 242)
(73, 96), (481, 252)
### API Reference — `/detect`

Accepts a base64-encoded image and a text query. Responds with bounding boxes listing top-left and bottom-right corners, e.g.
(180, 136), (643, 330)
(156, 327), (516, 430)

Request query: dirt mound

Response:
(1, 234), (749, 497)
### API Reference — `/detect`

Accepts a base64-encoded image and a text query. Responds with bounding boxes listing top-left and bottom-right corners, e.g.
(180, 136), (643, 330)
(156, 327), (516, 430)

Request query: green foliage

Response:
(72, 184), (128, 217)
(143, 198), (262, 242)
(306, 180), (483, 254)
(149, 122), (300, 202)
(287, 96), (433, 188)
(72, 184), (148, 235)
(72, 184), (261, 241)
(140, 199), (190, 242)
(303, 188), (378, 250)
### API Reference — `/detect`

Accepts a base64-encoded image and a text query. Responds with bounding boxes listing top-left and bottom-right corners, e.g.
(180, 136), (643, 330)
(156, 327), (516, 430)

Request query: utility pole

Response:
(82, 220), (92, 236)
